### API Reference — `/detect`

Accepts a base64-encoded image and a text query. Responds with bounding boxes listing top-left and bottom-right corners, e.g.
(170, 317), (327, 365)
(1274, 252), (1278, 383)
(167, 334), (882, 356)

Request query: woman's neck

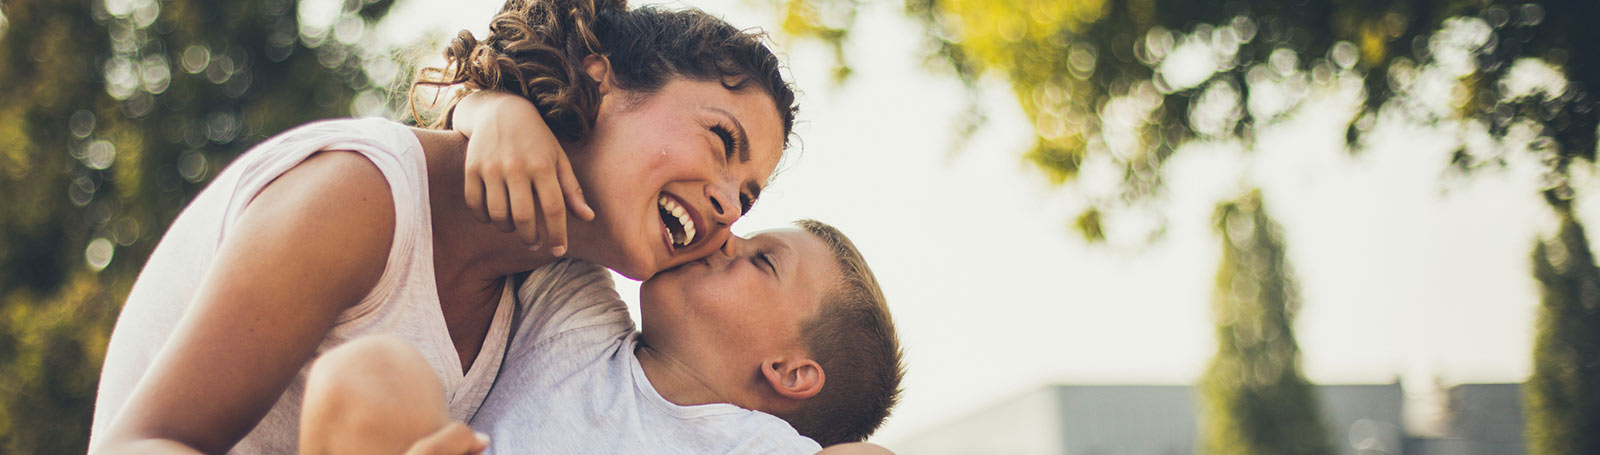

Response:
(413, 127), (613, 371)
(415, 128), (548, 287)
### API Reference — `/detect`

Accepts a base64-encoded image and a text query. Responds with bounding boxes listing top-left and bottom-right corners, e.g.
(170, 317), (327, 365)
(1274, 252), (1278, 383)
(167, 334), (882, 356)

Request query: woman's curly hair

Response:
(412, 0), (797, 145)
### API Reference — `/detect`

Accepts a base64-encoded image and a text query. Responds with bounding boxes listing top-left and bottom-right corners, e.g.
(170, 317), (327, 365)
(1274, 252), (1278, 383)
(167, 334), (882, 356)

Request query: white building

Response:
(893, 383), (1522, 455)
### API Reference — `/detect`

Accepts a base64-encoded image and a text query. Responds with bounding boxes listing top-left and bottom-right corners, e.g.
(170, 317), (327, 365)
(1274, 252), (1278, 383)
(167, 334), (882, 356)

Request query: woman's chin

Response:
(610, 255), (659, 282)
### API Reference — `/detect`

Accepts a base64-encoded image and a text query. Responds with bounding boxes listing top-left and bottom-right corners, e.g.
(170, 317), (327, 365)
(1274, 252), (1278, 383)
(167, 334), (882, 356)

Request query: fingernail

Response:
(475, 431), (490, 444)
(552, 245), (567, 257)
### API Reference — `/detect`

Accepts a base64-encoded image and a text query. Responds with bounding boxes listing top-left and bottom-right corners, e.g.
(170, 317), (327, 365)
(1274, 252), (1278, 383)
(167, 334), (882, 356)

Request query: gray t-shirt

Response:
(470, 259), (823, 454)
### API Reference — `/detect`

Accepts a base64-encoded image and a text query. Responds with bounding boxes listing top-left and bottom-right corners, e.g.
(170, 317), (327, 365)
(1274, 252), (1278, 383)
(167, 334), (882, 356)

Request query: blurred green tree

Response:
(0, 0), (393, 452)
(1527, 204), (1600, 455)
(779, 0), (1599, 451)
(1199, 189), (1327, 455)
(782, 0), (1596, 240)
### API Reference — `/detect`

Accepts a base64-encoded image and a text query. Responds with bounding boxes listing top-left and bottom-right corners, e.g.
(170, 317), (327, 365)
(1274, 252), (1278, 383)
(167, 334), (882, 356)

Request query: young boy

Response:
(297, 220), (903, 454)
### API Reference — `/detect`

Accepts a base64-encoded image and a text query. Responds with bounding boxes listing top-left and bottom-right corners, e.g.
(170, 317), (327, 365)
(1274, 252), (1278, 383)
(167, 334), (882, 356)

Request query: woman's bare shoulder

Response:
(234, 149), (398, 299)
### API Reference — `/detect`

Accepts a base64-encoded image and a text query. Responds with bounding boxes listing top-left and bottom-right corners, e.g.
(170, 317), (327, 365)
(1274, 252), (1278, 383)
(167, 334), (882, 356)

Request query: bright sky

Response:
(367, 0), (1585, 447)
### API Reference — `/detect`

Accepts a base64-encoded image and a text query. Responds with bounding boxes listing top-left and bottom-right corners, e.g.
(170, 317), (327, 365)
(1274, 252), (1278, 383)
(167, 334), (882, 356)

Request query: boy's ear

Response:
(761, 357), (825, 401)
(582, 55), (614, 94)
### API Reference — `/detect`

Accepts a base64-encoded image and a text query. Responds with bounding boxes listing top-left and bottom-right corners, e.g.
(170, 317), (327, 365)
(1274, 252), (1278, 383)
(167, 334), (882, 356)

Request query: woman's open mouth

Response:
(657, 194), (699, 252)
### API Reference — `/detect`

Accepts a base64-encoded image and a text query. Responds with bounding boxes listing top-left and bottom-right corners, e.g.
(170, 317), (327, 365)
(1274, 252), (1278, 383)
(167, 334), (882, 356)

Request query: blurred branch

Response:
(774, 0), (1600, 245)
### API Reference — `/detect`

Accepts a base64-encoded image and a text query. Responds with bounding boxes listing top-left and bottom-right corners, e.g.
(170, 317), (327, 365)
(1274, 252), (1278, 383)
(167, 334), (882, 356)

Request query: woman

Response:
(87, 0), (797, 453)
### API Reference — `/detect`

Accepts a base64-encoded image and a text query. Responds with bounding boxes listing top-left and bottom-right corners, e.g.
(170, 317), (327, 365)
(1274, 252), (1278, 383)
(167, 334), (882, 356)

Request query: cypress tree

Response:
(1199, 189), (1329, 455)
(1526, 205), (1600, 455)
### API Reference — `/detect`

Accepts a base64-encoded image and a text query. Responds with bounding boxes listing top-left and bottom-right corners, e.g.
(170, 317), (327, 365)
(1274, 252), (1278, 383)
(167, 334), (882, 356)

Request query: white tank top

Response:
(89, 118), (515, 454)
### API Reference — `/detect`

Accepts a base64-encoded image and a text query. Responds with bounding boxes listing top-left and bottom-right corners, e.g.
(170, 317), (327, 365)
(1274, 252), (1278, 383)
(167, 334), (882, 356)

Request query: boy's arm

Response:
(452, 90), (594, 256)
(300, 335), (489, 455)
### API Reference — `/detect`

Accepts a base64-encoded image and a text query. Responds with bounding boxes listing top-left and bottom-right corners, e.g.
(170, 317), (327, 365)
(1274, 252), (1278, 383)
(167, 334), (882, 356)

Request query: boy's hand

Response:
(403, 422), (489, 455)
(817, 442), (895, 455)
(455, 91), (596, 256)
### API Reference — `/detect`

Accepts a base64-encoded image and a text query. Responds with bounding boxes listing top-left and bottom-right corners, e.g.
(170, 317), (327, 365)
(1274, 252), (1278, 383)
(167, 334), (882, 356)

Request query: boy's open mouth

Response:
(657, 194), (698, 250)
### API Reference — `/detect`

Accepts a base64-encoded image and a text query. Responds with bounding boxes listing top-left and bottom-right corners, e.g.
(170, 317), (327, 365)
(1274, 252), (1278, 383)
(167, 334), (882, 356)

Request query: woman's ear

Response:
(761, 358), (824, 400)
(582, 54), (614, 94)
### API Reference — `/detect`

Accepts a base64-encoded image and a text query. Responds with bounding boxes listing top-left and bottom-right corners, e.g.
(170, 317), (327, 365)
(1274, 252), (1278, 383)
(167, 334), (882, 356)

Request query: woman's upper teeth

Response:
(658, 196), (697, 246)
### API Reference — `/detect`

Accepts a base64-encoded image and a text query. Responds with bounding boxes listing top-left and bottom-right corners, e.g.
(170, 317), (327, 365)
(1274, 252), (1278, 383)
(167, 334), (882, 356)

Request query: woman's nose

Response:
(704, 181), (742, 225)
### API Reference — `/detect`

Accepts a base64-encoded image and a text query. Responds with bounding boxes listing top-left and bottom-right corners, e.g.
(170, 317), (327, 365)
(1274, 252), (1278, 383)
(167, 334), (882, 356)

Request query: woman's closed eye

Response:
(710, 123), (759, 214)
(710, 124), (738, 161)
(739, 192), (755, 214)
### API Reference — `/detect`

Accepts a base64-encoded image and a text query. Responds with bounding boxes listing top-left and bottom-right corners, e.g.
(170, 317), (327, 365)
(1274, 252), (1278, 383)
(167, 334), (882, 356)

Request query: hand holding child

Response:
(817, 442), (895, 455)
(403, 422), (489, 455)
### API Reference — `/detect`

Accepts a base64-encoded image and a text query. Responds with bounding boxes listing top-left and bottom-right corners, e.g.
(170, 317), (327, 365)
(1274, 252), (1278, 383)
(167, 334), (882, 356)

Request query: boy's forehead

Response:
(770, 230), (840, 321)
(748, 226), (804, 237)
(748, 228), (812, 256)
(762, 229), (840, 284)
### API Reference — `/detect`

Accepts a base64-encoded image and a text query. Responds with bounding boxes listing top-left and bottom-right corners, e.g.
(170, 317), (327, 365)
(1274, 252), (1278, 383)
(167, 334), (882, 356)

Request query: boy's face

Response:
(638, 228), (836, 366)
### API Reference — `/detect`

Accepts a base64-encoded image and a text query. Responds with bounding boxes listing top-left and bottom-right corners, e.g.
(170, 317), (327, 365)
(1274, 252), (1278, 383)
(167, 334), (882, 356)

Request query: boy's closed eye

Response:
(754, 251), (776, 274)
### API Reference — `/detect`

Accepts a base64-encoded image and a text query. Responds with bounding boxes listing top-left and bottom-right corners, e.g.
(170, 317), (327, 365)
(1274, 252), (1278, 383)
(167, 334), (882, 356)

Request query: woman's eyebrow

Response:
(707, 107), (750, 163)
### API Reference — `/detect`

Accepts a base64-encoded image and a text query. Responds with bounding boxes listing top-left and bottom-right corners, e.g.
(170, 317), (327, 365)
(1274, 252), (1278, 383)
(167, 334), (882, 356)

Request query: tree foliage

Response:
(1527, 207), (1600, 455)
(0, 0), (394, 452)
(780, 0), (1598, 240)
(779, 1), (1600, 451)
(1199, 189), (1327, 455)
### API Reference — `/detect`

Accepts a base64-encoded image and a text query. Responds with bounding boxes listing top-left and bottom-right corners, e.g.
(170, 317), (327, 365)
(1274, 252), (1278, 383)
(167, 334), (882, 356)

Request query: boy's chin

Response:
(634, 317), (683, 346)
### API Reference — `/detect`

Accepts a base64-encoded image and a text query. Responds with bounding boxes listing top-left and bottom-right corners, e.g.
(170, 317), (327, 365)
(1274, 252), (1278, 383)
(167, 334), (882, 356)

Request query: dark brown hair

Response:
(412, 0), (797, 146)
(783, 219), (904, 446)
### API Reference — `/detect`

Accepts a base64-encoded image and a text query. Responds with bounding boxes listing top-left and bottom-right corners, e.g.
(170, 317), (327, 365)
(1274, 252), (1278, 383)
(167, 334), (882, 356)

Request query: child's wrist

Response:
(457, 91), (510, 134)
(485, 93), (545, 127)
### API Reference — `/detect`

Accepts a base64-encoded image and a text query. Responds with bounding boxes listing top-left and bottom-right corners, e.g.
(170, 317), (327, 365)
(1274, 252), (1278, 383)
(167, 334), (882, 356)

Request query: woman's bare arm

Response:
(92, 151), (398, 455)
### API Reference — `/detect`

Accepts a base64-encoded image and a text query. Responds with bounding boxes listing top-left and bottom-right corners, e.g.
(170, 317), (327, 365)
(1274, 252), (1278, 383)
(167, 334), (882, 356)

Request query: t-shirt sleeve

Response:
(711, 412), (825, 455)
(509, 259), (633, 349)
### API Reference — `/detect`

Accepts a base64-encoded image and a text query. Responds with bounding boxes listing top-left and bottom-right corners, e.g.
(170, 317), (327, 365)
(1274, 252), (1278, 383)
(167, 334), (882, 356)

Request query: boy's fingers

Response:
(481, 175), (515, 233)
(403, 422), (487, 455)
(533, 170), (567, 256)
(471, 431), (490, 454)
(507, 176), (541, 246)
(464, 173), (489, 224)
(556, 154), (594, 221)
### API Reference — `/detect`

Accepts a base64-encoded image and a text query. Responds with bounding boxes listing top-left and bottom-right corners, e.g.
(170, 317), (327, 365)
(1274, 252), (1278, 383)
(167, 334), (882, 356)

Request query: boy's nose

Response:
(716, 234), (761, 263)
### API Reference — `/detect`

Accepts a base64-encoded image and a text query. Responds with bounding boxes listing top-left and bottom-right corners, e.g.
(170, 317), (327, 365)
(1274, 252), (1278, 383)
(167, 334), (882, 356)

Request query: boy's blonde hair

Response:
(779, 219), (904, 446)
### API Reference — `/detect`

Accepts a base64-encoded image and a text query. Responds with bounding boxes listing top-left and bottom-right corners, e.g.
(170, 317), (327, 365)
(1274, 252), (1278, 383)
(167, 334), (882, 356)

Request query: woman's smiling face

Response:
(566, 76), (784, 280)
